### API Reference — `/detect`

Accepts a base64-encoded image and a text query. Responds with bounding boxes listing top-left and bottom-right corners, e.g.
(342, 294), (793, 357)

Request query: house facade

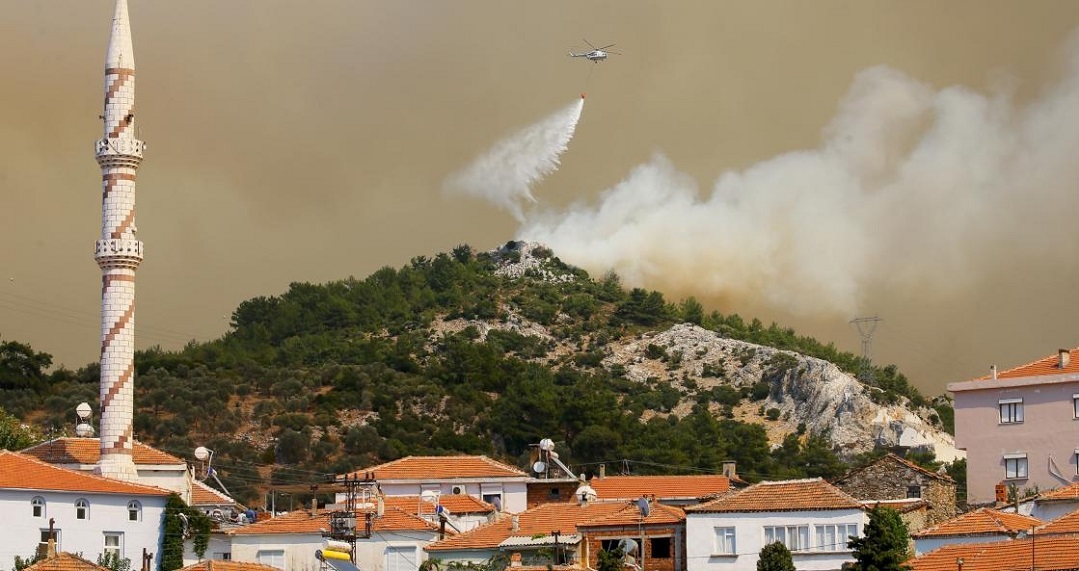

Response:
(221, 501), (445, 571)
(833, 453), (956, 529)
(0, 450), (170, 571)
(338, 456), (529, 513)
(948, 348), (1079, 505)
(909, 507), (1040, 555)
(684, 478), (866, 571)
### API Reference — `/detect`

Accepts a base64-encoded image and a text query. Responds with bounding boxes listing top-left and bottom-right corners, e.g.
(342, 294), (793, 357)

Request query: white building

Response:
(0, 450), (170, 571)
(337, 456), (529, 513)
(218, 499), (447, 571)
(684, 478), (867, 571)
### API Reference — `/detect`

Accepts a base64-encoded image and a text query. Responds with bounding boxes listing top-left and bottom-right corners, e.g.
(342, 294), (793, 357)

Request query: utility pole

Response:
(850, 316), (882, 383)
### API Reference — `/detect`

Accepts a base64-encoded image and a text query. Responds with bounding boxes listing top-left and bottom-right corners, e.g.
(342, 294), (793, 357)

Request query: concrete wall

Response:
(914, 533), (1013, 556)
(685, 509), (866, 571)
(950, 376), (1079, 505)
(0, 489), (166, 571)
(343, 481), (529, 513)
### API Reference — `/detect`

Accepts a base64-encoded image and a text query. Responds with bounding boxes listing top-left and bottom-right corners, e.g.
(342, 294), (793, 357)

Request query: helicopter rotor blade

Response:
(606, 51), (622, 55)
(583, 39), (598, 50)
(598, 44), (616, 50)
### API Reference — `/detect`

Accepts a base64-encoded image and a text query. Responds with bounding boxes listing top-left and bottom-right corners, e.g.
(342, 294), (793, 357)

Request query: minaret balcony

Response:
(95, 137), (145, 168)
(95, 238), (144, 269)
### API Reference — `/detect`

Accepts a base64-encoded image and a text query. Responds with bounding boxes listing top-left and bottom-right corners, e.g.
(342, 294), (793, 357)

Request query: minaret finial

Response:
(94, 0), (145, 482)
(105, 0), (135, 71)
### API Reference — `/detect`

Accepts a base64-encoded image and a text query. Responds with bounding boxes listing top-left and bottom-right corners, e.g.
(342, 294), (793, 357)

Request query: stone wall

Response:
(835, 455), (957, 529)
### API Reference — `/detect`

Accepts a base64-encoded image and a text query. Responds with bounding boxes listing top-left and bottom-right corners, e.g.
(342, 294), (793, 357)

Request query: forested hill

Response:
(0, 241), (958, 505)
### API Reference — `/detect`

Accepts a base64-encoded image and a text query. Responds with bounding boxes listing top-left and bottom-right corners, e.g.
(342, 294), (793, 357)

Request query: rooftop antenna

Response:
(850, 316), (882, 383)
(74, 403), (95, 438)
(194, 446), (232, 496)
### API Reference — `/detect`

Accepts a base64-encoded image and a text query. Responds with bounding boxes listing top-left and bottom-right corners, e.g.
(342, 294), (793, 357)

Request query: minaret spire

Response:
(95, 0), (145, 482)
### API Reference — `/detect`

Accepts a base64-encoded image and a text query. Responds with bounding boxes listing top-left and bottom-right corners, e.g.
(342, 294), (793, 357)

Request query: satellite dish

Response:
(75, 423), (94, 438)
(539, 438), (555, 451)
(617, 538), (639, 556)
(533, 461), (547, 474)
(75, 402), (92, 420)
(194, 446), (210, 461)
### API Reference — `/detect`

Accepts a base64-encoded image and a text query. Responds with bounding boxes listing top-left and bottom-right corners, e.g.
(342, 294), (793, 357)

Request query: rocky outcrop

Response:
(603, 323), (962, 461)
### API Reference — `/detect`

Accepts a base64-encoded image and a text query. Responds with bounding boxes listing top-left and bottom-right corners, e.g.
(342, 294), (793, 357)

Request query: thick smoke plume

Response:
(443, 98), (585, 221)
(518, 52), (1079, 320)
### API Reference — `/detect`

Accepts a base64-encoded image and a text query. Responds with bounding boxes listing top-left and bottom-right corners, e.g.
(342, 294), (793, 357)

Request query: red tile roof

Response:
(577, 502), (685, 527)
(685, 478), (862, 513)
(22, 438), (184, 466)
(344, 456), (526, 480)
(229, 506), (440, 536)
(838, 453), (954, 484)
(0, 450), (170, 496)
(1039, 508), (1079, 535)
(588, 475), (730, 500)
(427, 501), (639, 551)
(387, 494), (495, 514)
(908, 535), (1079, 571)
(973, 347), (1079, 381)
(1038, 482), (1079, 502)
(24, 553), (108, 571)
(190, 479), (238, 507)
(179, 562), (281, 571)
(911, 508), (1040, 538)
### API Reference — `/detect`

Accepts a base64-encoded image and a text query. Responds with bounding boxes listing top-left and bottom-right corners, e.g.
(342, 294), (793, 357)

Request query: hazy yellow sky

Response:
(3, 1), (1079, 395)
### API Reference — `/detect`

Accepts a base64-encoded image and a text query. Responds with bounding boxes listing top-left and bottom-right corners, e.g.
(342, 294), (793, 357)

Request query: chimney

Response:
(721, 460), (737, 479)
(310, 498), (318, 517)
(990, 365), (997, 380)
(510, 553), (522, 567)
(377, 496), (384, 517)
(46, 518), (56, 558)
(1059, 349), (1071, 369)
(511, 514), (519, 532)
(598, 464), (606, 479)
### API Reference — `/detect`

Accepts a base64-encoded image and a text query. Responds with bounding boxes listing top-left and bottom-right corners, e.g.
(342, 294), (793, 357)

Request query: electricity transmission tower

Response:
(850, 316), (882, 383)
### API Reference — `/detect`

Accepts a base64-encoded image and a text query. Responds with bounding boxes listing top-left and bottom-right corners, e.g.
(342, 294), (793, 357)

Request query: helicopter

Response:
(569, 39), (620, 63)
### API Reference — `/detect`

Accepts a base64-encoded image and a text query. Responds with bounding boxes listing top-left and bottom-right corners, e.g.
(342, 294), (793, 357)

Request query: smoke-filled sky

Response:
(4, 1), (1079, 396)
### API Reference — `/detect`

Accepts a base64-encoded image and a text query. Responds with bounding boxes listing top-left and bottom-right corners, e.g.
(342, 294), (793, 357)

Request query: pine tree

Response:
(757, 541), (795, 571)
(847, 505), (912, 571)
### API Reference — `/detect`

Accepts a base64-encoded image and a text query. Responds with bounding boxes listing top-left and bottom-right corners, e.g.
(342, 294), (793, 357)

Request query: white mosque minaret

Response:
(94, 0), (145, 481)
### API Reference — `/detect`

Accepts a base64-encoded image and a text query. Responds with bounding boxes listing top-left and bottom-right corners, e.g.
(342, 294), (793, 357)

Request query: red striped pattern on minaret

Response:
(94, 0), (145, 482)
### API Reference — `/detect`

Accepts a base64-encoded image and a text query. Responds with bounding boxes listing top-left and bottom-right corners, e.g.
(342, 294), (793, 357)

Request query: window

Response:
(906, 485), (922, 499)
(549, 488), (561, 499)
(713, 527), (736, 555)
(103, 533), (122, 559)
(31, 497), (45, 518)
(1004, 454), (1028, 479)
(480, 484), (503, 511)
(650, 537), (671, 559)
(213, 553), (232, 561)
(1073, 394), (1079, 419)
(75, 499), (89, 520)
(127, 501), (141, 522)
(764, 525), (810, 552)
(37, 529), (60, 558)
(385, 546), (418, 571)
(256, 550), (284, 570)
(999, 398), (1024, 424)
(814, 524), (859, 552)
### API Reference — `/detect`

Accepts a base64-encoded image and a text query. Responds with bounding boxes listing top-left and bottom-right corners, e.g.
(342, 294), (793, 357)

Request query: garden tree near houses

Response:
(757, 541), (796, 571)
(0, 407), (39, 451)
(847, 505), (912, 571)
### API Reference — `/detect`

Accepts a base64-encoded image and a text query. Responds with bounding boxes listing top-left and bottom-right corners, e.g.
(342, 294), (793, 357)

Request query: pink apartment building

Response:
(949, 348), (1079, 505)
